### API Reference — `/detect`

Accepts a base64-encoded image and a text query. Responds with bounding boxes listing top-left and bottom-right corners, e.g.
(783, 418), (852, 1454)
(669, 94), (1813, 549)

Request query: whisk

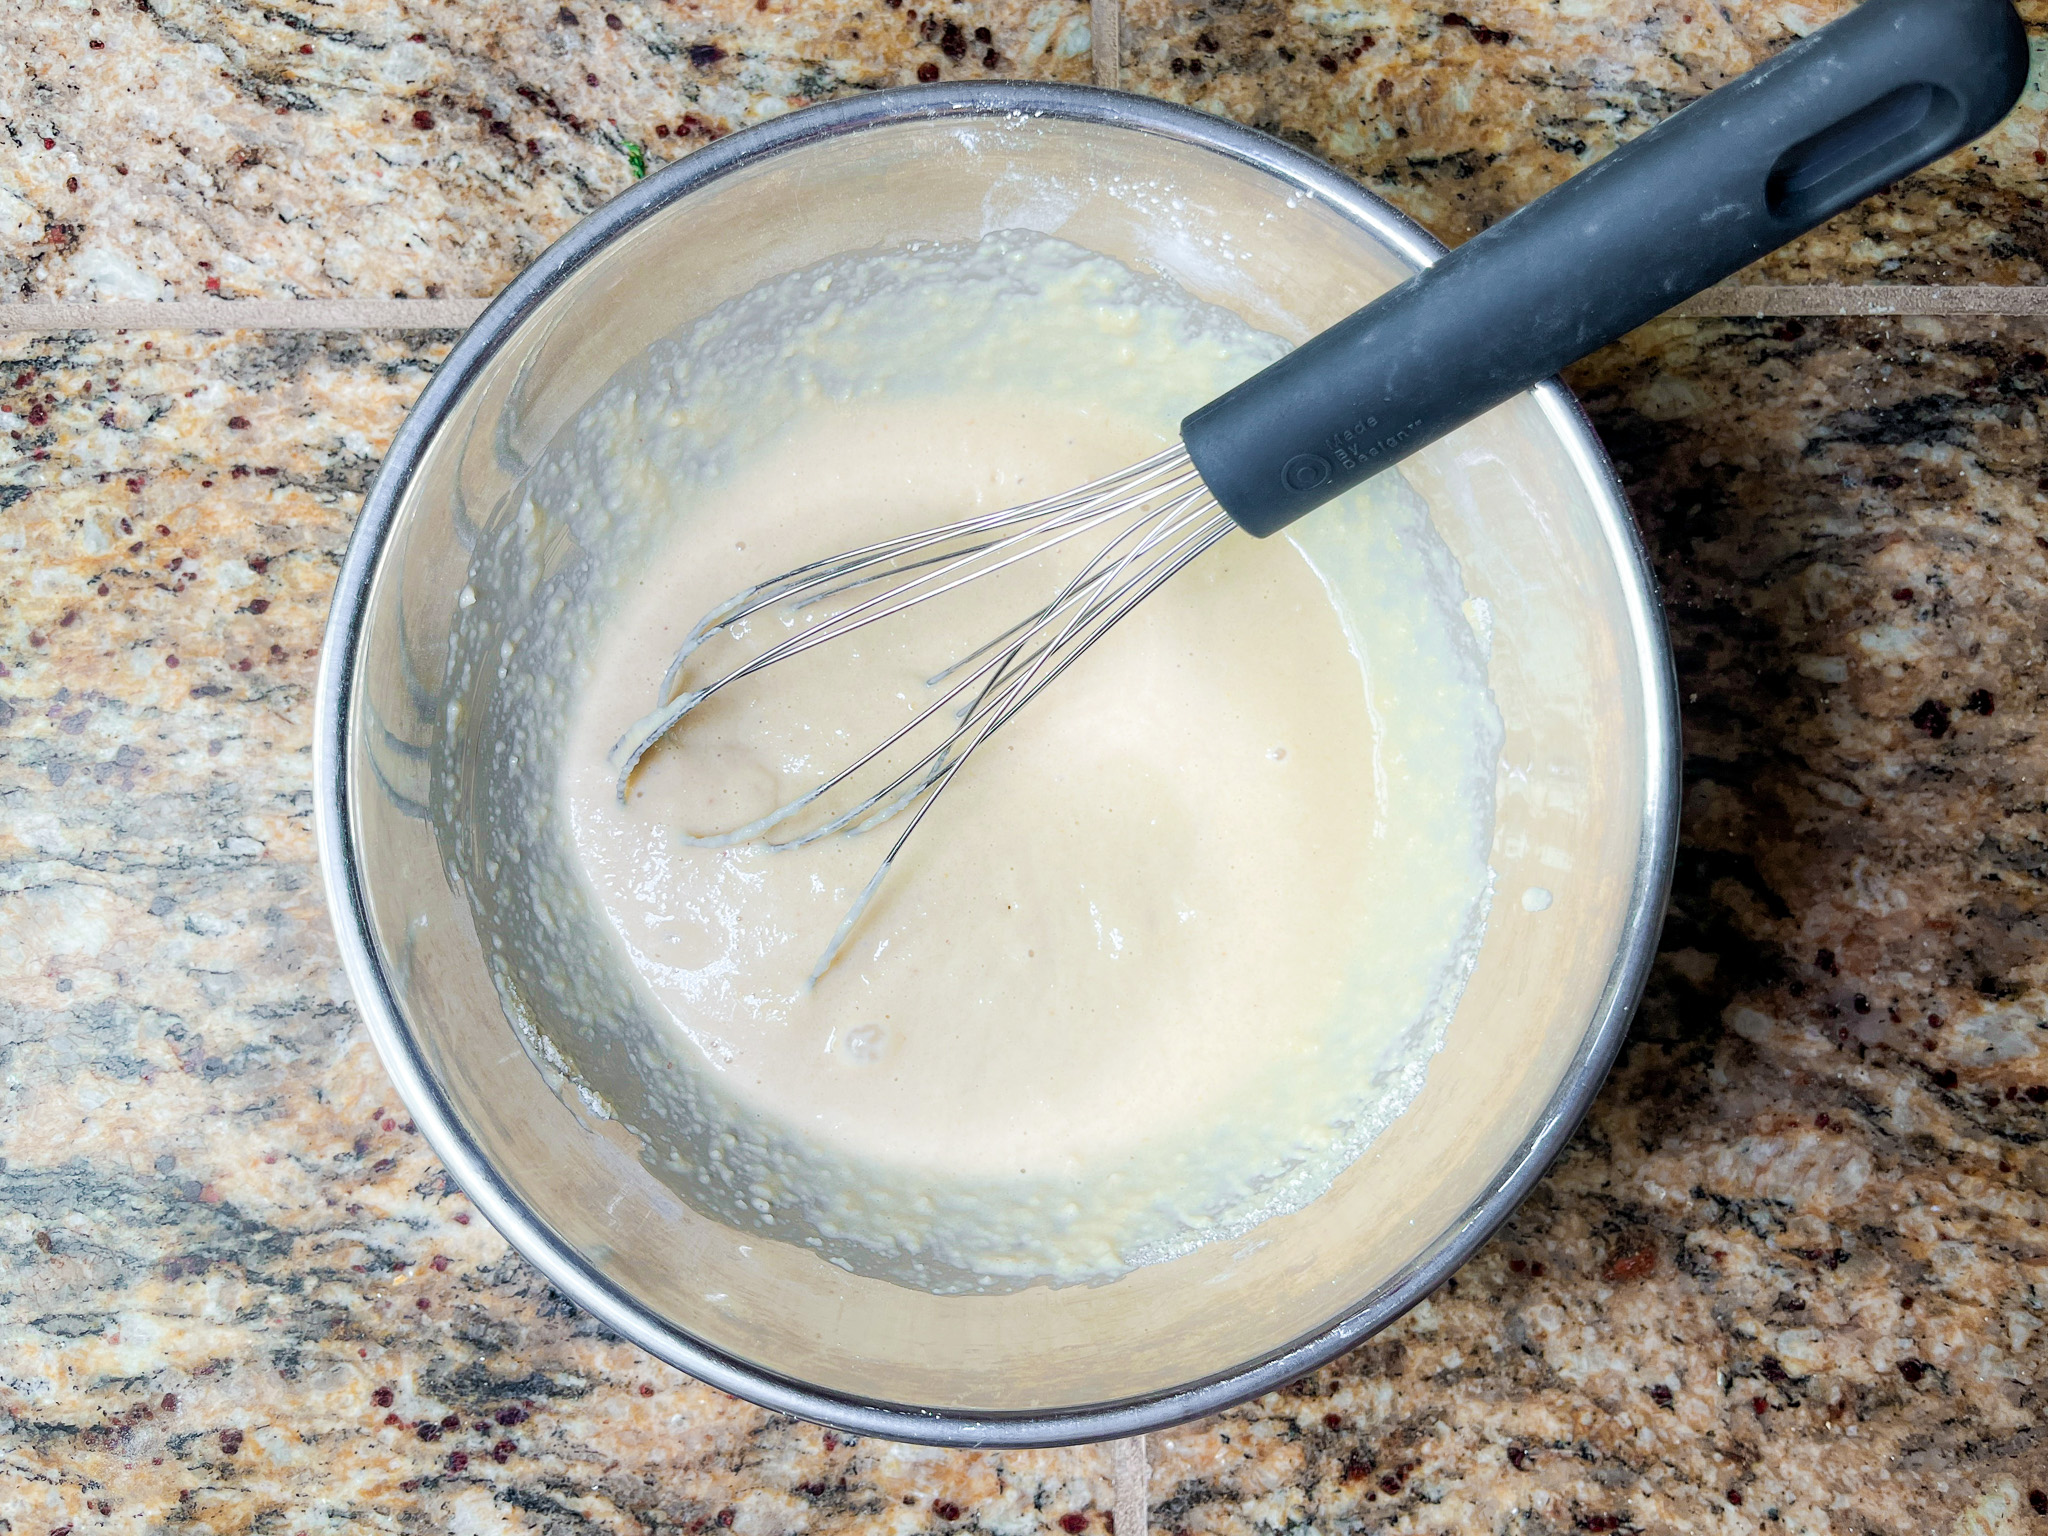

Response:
(611, 0), (2021, 981)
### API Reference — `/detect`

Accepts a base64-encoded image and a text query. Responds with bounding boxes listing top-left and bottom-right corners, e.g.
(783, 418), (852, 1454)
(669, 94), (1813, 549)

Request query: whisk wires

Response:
(609, 443), (1233, 982)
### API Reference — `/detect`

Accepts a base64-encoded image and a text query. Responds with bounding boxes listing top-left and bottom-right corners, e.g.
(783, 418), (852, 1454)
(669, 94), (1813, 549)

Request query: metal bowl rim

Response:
(313, 80), (1681, 1448)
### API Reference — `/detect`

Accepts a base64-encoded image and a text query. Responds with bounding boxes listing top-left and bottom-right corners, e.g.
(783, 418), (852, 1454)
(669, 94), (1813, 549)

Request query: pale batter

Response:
(442, 234), (1500, 1286)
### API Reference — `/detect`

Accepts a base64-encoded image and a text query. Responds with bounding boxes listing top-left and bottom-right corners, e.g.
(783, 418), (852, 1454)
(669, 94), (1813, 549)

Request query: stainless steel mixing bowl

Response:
(315, 82), (1679, 1446)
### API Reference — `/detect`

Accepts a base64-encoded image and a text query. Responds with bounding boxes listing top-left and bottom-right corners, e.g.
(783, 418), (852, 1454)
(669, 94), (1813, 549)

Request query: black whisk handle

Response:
(1182, 0), (2029, 538)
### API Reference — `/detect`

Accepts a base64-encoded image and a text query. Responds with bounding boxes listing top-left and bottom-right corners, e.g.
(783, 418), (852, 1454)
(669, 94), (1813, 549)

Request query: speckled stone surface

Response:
(6, 0), (2048, 1531)
(1, 0), (1093, 303)
(1121, 0), (2048, 282)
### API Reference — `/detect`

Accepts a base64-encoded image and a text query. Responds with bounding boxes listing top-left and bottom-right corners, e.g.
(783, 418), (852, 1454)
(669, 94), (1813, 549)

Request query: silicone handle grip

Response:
(1183, 0), (2029, 537)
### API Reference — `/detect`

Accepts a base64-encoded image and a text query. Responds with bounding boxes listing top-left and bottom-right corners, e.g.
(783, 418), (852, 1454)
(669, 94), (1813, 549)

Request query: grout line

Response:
(1, 286), (2045, 336)
(1111, 1434), (1148, 1535)
(1091, 0), (1122, 89)
(1670, 283), (2048, 317)
(0, 297), (491, 333)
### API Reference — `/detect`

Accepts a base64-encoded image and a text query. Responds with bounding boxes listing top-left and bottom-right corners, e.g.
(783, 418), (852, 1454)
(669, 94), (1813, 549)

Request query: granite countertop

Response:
(2, 0), (2046, 1531)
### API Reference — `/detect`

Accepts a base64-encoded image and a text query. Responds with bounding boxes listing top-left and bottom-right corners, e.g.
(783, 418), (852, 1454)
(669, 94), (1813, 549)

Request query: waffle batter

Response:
(470, 234), (1500, 1286)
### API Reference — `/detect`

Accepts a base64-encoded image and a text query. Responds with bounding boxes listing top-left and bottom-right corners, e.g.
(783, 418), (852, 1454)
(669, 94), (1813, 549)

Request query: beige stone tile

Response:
(0, 325), (1116, 1529)
(1144, 316), (2048, 1532)
(1119, 0), (2048, 283)
(0, 0), (1095, 303)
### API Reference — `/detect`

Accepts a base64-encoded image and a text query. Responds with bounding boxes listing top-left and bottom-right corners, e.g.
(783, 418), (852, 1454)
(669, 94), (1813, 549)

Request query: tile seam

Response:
(1670, 284), (2048, 317)
(0, 298), (492, 333)
(1092, 0), (1122, 88)
(2, 286), (2044, 334)
(1111, 1433), (1148, 1536)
